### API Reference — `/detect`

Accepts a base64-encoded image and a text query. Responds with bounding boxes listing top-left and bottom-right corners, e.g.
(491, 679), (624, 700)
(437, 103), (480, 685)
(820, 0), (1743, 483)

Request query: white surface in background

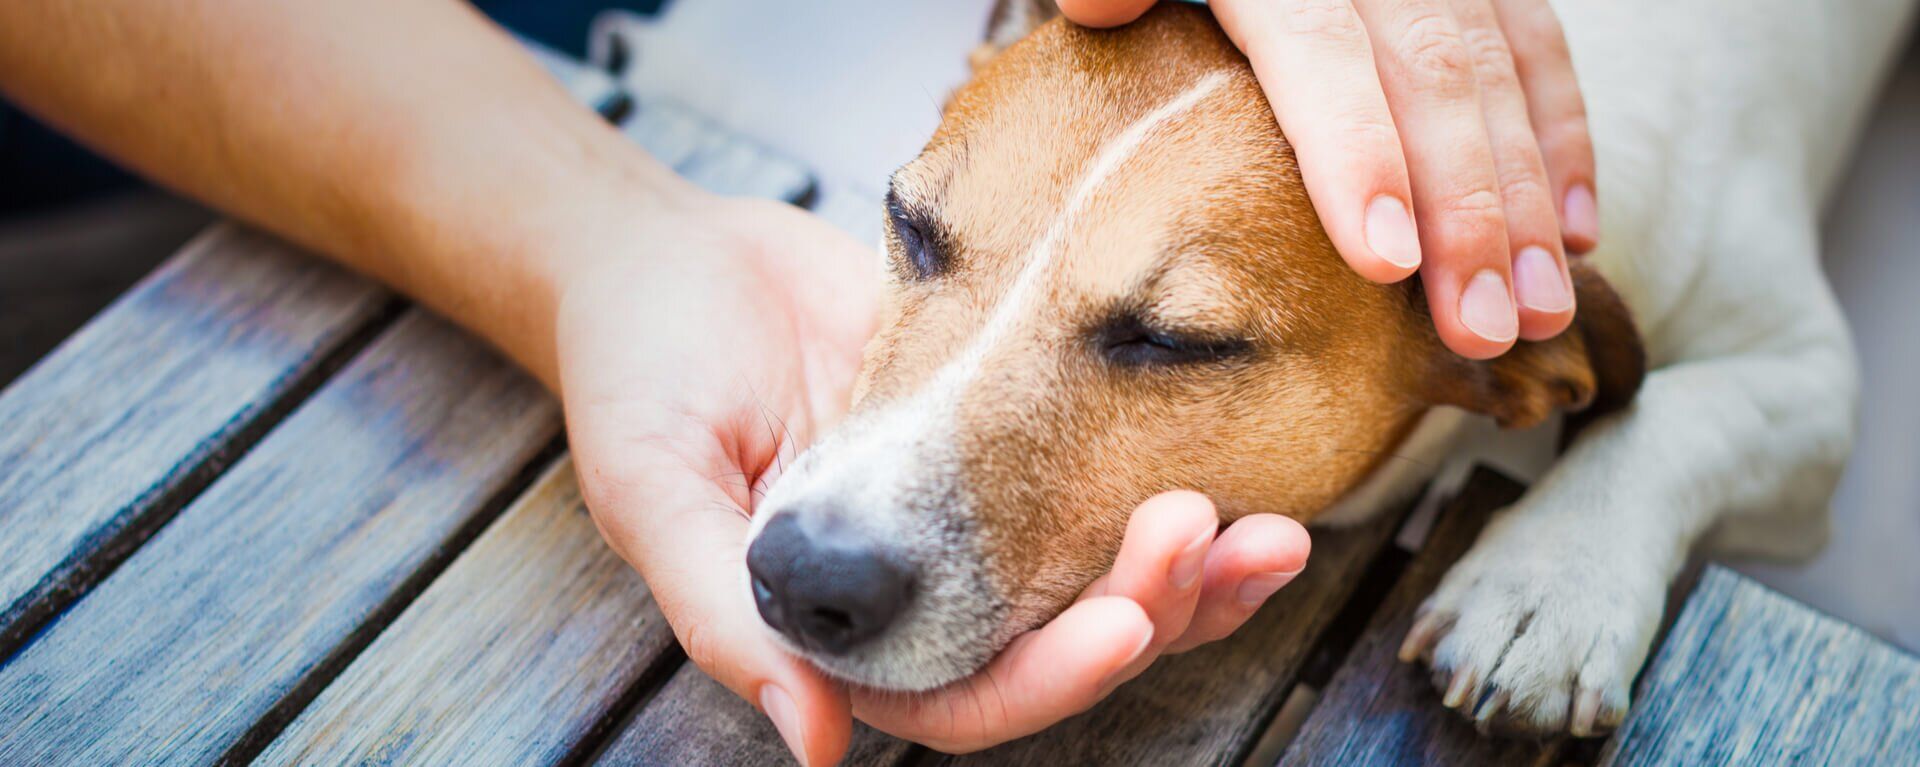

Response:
(596, 0), (992, 203)
(607, 1), (1919, 652)
(1739, 54), (1920, 653)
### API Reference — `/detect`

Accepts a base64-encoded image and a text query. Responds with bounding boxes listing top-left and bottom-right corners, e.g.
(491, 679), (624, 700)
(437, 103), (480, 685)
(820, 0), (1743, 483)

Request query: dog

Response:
(743, 0), (1908, 737)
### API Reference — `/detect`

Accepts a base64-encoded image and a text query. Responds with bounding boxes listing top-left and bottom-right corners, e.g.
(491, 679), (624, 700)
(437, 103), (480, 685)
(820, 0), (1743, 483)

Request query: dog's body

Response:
(744, 0), (1913, 738)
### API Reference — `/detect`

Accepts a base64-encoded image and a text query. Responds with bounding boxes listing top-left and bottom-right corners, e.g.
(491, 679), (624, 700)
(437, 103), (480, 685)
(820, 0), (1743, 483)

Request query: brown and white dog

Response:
(745, 0), (1910, 737)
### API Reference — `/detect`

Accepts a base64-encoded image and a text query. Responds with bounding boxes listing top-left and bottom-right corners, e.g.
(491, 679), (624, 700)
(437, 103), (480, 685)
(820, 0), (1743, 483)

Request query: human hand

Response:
(1060, 0), (1598, 359)
(851, 492), (1310, 754)
(556, 194), (1309, 764)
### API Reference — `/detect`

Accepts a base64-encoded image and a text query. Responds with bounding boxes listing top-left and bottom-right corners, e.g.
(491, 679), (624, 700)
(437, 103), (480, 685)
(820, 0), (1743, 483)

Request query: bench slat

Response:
(1600, 565), (1920, 766)
(254, 458), (669, 766)
(242, 101), (834, 765)
(595, 668), (910, 766)
(0, 310), (559, 766)
(0, 225), (391, 660)
(935, 503), (1409, 766)
(1280, 469), (1563, 767)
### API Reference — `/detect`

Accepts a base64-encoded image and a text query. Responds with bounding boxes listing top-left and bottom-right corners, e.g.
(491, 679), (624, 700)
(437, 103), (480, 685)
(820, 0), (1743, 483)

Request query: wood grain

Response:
(0, 224), (391, 660)
(0, 310), (559, 766)
(623, 96), (816, 204)
(592, 502), (1403, 767)
(253, 457), (674, 767)
(1599, 565), (1920, 766)
(1280, 469), (1562, 767)
(923, 504), (1408, 767)
(594, 664), (910, 767)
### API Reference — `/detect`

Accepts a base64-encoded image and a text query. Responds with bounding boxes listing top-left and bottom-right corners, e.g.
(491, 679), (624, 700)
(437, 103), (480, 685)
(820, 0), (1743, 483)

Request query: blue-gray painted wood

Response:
(594, 663), (907, 767)
(253, 459), (673, 767)
(594, 480), (1411, 765)
(932, 497), (1412, 767)
(248, 99), (845, 765)
(0, 224), (391, 660)
(0, 310), (560, 766)
(624, 95), (815, 204)
(1280, 470), (1561, 767)
(1600, 565), (1920, 766)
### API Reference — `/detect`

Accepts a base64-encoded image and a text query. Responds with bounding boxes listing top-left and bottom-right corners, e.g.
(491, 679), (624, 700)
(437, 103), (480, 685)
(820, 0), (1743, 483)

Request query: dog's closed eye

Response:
(885, 188), (950, 280)
(1095, 314), (1252, 368)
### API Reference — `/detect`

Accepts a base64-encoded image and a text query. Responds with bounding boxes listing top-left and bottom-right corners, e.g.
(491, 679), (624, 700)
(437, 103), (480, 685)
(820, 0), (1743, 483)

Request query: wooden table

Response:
(3, 55), (1916, 767)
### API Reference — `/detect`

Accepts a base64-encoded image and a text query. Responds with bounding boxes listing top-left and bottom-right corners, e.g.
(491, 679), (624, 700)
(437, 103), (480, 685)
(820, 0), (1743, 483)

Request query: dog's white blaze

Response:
(753, 70), (1233, 557)
(934, 70), (1231, 394)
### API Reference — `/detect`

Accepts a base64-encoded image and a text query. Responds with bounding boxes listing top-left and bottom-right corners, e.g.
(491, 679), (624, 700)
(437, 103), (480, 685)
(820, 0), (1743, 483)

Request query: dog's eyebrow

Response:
(1122, 250), (1247, 333)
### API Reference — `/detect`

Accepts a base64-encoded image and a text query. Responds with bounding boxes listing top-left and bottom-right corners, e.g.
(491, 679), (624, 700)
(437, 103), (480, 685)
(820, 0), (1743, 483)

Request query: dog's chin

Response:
(778, 617), (1005, 692)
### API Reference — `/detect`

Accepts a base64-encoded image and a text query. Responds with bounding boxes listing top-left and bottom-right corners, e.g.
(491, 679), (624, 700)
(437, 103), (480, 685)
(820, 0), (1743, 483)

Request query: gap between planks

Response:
(0, 227), (404, 666)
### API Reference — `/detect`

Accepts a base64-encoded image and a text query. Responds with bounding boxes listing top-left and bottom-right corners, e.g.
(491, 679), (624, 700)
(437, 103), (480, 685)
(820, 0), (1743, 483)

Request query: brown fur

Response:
(860, 4), (1644, 633)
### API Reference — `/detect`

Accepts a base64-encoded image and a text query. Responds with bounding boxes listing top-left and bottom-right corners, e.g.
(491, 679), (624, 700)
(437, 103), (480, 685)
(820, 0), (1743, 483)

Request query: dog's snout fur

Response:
(748, 3), (1645, 693)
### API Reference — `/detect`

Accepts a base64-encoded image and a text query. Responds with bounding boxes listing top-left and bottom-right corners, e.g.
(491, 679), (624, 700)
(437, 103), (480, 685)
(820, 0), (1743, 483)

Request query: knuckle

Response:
(1438, 188), (1509, 242)
(1284, 0), (1367, 43)
(679, 620), (724, 676)
(1497, 173), (1552, 209)
(1328, 103), (1403, 151)
(1459, 25), (1519, 82)
(1512, 2), (1569, 47)
(1537, 118), (1594, 162)
(1396, 11), (1476, 90)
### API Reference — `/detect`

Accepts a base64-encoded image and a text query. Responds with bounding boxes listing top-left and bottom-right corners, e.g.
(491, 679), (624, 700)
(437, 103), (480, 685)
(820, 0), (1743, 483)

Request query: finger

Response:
(1211, 0), (1424, 283)
(1449, 0), (1574, 340)
(1056, 0), (1160, 27)
(853, 596), (1154, 753)
(576, 442), (852, 767)
(1491, 0), (1598, 252)
(1353, 0), (1517, 359)
(1074, 490), (1221, 689)
(1097, 490), (1220, 645)
(1165, 514), (1312, 653)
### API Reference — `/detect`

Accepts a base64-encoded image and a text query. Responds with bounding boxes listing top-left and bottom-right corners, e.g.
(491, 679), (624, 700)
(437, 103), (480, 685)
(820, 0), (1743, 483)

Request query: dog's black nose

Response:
(747, 512), (914, 655)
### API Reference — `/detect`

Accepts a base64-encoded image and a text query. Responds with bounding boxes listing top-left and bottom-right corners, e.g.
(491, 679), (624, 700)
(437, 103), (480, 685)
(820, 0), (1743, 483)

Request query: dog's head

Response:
(746, 4), (1642, 691)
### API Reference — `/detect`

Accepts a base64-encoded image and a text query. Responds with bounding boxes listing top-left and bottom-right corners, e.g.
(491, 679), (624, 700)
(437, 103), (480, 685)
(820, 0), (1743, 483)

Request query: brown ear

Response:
(970, 0), (1060, 71)
(1425, 260), (1646, 429)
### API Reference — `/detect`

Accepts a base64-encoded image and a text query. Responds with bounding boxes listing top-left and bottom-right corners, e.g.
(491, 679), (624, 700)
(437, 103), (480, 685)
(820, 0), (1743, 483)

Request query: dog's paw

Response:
(1395, 528), (1665, 739)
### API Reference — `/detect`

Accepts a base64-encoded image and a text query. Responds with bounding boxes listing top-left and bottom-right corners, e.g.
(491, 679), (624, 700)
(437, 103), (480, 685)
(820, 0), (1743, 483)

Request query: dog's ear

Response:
(1422, 260), (1646, 429)
(971, 0), (1060, 71)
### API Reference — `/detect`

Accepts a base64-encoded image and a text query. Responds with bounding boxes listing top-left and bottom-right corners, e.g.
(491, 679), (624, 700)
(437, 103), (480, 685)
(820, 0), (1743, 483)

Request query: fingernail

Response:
(1563, 184), (1598, 246)
(1512, 246), (1574, 313)
(1459, 269), (1519, 343)
(1169, 531), (1210, 590)
(760, 684), (809, 767)
(1365, 195), (1422, 269)
(1235, 570), (1299, 606)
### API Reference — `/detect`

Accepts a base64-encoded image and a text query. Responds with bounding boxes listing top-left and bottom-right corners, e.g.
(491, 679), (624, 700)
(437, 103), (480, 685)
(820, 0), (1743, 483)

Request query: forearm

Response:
(0, 0), (692, 386)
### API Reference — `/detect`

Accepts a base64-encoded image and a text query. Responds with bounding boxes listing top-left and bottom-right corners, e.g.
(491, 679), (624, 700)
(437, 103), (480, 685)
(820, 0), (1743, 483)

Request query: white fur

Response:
(1382, 0), (1914, 734)
(749, 70), (1234, 690)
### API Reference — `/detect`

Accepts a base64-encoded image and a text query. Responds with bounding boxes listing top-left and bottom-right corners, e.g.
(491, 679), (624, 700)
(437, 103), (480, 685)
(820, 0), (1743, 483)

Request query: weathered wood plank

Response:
(932, 502), (1408, 767)
(1599, 565), (1920, 766)
(246, 101), (841, 765)
(623, 96), (815, 204)
(601, 482), (1412, 766)
(595, 666), (909, 767)
(1279, 469), (1561, 767)
(0, 310), (560, 766)
(253, 457), (671, 766)
(0, 224), (391, 661)
(595, 512), (1401, 767)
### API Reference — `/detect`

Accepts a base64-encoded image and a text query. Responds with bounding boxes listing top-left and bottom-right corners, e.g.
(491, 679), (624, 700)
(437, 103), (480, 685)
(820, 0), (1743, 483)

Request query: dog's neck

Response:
(1312, 406), (1473, 527)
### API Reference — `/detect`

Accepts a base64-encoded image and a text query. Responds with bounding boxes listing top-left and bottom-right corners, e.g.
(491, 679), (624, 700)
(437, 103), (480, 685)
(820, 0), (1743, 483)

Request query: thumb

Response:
(1055, 0), (1159, 28)
(579, 448), (853, 766)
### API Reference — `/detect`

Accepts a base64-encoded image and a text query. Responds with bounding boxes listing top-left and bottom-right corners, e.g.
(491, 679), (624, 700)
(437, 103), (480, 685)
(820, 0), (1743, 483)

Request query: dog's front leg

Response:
(1400, 340), (1857, 738)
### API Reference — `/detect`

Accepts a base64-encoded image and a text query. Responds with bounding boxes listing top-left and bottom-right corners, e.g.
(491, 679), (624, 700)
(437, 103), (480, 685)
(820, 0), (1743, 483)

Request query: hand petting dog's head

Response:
(747, 4), (1640, 692)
